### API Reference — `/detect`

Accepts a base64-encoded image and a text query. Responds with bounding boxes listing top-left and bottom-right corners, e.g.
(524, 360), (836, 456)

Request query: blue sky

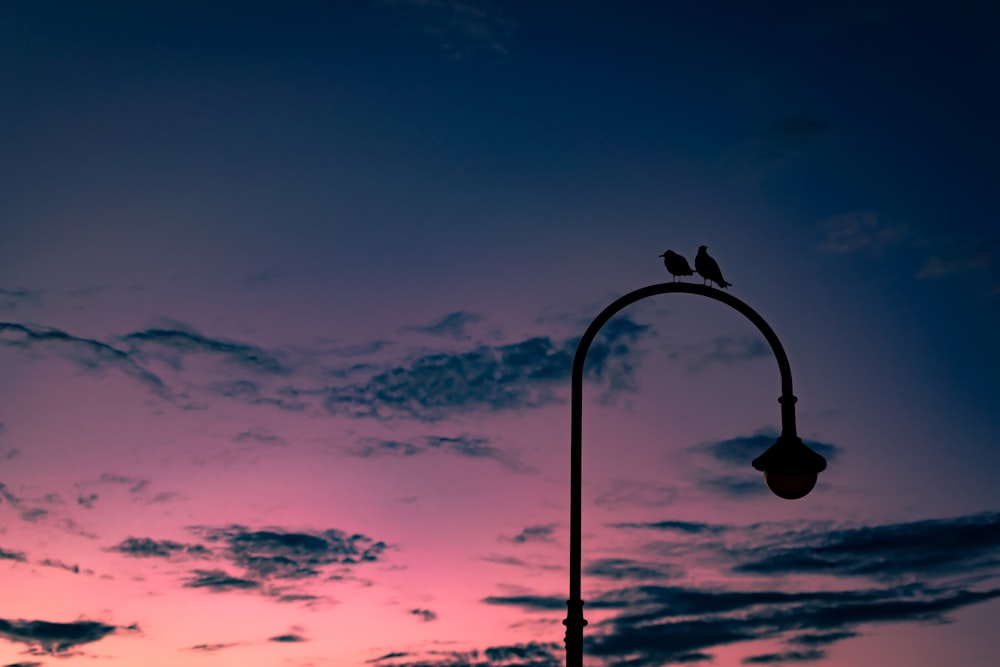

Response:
(1, 2), (998, 666)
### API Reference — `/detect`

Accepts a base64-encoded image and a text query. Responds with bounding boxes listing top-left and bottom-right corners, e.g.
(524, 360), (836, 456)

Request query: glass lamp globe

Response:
(763, 470), (818, 500)
(752, 434), (827, 501)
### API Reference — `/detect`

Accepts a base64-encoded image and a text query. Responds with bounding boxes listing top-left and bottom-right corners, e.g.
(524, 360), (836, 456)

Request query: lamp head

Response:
(752, 434), (827, 500)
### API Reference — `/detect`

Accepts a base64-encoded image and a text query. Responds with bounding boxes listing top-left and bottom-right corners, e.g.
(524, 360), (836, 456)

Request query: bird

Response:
(695, 245), (731, 288)
(659, 250), (694, 281)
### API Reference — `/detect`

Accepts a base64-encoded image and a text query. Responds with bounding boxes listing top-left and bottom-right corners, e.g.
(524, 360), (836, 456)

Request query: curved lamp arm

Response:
(562, 283), (825, 667)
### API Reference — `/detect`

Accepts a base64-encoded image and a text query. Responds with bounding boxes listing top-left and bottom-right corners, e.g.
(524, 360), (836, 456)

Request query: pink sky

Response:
(2, 2), (999, 666)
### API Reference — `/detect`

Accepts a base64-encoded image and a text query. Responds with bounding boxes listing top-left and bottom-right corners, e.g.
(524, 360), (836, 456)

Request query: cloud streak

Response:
(0, 618), (138, 656)
(351, 433), (527, 471)
(477, 512), (1000, 665)
(1, 313), (653, 423)
(815, 211), (909, 255)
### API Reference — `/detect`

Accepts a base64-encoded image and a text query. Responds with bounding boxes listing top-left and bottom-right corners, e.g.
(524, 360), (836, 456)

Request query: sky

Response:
(1, 1), (998, 666)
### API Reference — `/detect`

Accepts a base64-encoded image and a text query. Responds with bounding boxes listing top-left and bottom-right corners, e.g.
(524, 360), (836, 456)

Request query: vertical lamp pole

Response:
(562, 283), (826, 667)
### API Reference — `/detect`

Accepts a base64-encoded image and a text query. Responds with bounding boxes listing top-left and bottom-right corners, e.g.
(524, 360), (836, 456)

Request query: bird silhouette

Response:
(659, 250), (694, 281)
(695, 245), (731, 288)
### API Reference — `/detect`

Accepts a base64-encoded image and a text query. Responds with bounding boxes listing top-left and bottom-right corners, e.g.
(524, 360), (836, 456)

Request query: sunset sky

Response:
(1, 2), (998, 666)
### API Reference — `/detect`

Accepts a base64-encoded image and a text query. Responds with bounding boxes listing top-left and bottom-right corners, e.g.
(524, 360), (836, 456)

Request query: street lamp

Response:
(562, 283), (826, 667)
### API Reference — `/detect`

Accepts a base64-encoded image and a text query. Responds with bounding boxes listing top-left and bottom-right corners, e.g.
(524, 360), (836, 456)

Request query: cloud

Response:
(500, 524), (558, 545)
(722, 113), (833, 183)
(234, 430), (287, 447)
(0, 320), (303, 411)
(475, 513), (1000, 665)
(917, 238), (996, 278)
(0, 483), (79, 527)
(367, 651), (409, 663)
(269, 632), (307, 642)
(369, 642), (562, 667)
(323, 340), (566, 421)
(787, 631), (857, 646)
(207, 379), (309, 412)
(110, 526), (380, 601)
(480, 594), (566, 611)
(584, 584), (1000, 665)
(732, 512), (1000, 581)
(3, 662), (44, 667)
(672, 335), (769, 372)
(609, 520), (726, 535)
(122, 323), (290, 374)
(185, 642), (242, 652)
(593, 480), (678, 509)
(68, 285), (104, 298)
(698, 475), (768, 497)
(37, 558), (92, 575)
(742, 649), (825, 664)
(583, 558), (682, 581)
(0, 322), (175, 402)
(0, 288), (41, 310)
(323, 315), (651, 422)
(815, 211), (909, 255)
(351, 433), (527, 471)
(0, 547), (27, 562)
(170, 524), (390, 602)
(107, 536), (212, 560)
(403, 311), (483, 340)
(183, 569), (260, 591)
(409, 608), (437, 622)
(0, 618), (137, 656)
(1, 312), (652, 423)
(377, 0), (516, 59)
(74, 473), (152, 510)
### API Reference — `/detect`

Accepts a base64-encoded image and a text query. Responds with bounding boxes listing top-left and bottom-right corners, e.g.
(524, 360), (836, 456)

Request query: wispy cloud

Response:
(122, 323), (290, 374)
(583, 558), (683, 582)
(917, 237), (996, 278)
(815, 211), (909, 255)
(370, 641), (562, 667)
(0, 288), (41, 310)
(351, 433), (527, 471)
(184, 641), (243, 652)
(0, 322), (177, 402)
(233, 430), (287, 447)
(377, 0), (516, 59)
(609, 520), (727, 535)
(37, 558), (92, 575)
(500, 523), (558, 545)
(722, 113), (833, 184)
(403, 310), (483, 340)
(74, 473), (151, 510)
(670, 334), (770, 372)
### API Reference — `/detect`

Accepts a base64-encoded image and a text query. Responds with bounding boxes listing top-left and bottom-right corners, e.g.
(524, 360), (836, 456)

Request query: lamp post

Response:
(562, 283), (827, 667)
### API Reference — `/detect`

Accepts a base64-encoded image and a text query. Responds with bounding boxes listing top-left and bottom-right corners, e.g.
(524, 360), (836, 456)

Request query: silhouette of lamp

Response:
(562, 283), (826, 667)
